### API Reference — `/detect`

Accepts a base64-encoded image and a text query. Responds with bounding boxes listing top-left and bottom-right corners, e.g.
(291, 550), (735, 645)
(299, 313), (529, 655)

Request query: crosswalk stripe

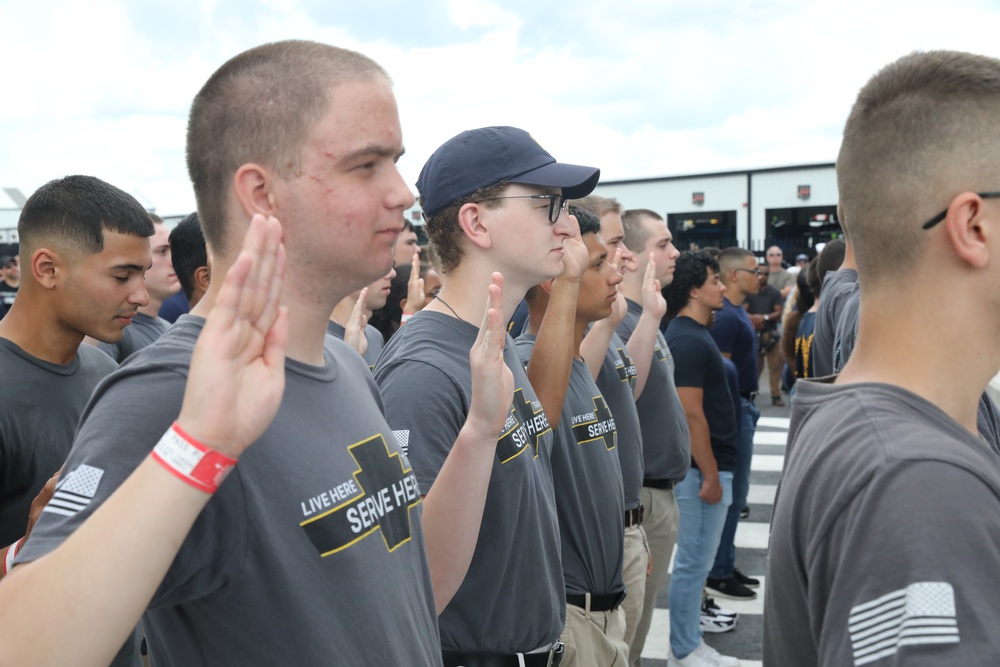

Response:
(757, 416), (790, 429)
(644, 609), (764, 665)
(735, 521), (770, 550)
(753, 431), (788, 446)
(750, 454), (784, 472)
(746, 484), (776, 505)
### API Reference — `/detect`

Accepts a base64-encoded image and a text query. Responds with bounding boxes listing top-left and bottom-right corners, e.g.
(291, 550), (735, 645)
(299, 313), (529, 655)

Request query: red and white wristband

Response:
(151, 422), (237, 494)
(3, 537), (24, 574)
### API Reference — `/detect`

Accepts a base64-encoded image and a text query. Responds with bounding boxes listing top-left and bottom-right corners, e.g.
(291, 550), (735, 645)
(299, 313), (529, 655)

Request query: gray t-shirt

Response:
(616, 298), (690, 483)
(325, 320), (385, 369)
(767, 267), (795, 293)
(516, 335), (625, 598)
(19, 316), (442, 667)
(98, 311), (171, 363)
(596, 331), (643, 511)
(0, 339), (116, 546)
(765, 378), (1000, 666)
(812, 268), (858, 377)
(374, 310), (563, 654)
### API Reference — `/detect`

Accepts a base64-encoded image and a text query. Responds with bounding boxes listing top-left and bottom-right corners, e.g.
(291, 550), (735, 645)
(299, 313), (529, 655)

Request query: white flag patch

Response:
(44, 464), (104, 517)
(393, 430), (410, 456)
(849, 582), (959, 665)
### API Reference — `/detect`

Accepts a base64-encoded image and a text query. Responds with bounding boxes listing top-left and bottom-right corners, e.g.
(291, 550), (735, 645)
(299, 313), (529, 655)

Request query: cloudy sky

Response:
(2, 0), (1000, 215)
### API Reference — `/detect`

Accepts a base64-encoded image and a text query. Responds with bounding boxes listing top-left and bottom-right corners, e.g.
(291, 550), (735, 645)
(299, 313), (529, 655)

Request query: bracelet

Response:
(4, 536), (24, 574)
(151, 422), (237, 494)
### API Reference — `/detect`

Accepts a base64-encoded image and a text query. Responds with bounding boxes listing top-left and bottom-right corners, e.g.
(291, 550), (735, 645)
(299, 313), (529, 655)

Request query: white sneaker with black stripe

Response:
(700, 596), (738, 633)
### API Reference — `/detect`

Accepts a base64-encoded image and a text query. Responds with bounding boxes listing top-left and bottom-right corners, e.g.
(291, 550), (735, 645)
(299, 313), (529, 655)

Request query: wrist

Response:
(152, 422), (238, 494)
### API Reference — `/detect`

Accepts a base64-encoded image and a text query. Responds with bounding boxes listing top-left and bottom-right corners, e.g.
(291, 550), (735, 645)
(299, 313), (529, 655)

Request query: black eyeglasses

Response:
(477, 194), (568, 224)
(735, 268), (762, 277)
(922, 191), (1000, 229)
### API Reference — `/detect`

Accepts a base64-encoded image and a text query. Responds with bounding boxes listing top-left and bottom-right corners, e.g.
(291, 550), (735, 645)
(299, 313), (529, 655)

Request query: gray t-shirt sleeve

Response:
(805, 460), (1000, 666)
(17, 361), (246, 606)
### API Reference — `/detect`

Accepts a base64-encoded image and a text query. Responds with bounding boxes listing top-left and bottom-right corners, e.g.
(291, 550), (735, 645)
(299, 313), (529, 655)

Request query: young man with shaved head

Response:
(766, 50), (1000, 665)
(17, 41), (511, 666)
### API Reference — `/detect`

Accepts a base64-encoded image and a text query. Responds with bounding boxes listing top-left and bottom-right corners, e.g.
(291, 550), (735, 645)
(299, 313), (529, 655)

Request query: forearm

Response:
(685, 412), (719, 481)
(626, 311), (660, 398)
(580, 319), (616, 380)
(0, 455), (212, 667)
(419, 420), (499, 614)
(527, 278), (579, 427)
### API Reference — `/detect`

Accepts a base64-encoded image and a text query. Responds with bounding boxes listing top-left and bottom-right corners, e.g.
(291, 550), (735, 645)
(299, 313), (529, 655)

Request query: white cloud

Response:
(1, 0), (999, 216)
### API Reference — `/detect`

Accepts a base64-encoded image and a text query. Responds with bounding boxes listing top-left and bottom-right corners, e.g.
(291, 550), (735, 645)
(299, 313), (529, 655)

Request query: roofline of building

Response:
(597, 161), (837, 186)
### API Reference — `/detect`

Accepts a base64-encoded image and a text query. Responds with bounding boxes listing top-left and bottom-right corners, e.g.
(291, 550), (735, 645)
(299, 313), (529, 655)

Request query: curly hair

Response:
(663, 250), (718, 318)
(420, 181), (508, 274)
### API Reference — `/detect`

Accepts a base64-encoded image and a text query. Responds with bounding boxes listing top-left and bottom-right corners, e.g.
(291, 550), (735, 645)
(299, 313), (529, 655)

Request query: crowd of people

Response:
(0, 39), (999, 667)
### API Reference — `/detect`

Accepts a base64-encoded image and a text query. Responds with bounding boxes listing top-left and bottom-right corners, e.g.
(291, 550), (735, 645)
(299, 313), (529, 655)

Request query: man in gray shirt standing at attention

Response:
(376, 125), (599, 666)
(17, 41), (512, 666)
(616, 208), (691, 666)
(766, 50), (1000, 665)
(0, 175), (153, 666)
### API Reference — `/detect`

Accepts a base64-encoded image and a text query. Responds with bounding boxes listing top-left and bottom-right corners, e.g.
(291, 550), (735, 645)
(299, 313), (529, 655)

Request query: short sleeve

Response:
(811, 460), (1000, 666)
(668, 334), (710, 389)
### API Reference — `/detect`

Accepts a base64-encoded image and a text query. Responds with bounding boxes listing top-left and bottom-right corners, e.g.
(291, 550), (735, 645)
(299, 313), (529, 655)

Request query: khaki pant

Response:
(560, 601), (628, 667)
(628, 487), (679, 667)
(621, 523), (650, 652)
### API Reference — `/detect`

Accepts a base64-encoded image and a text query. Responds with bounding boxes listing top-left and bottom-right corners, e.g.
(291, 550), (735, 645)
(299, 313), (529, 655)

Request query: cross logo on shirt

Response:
(571, 396), (618, 451)
(300, 435), (421, 557)
(496, 387), (552, 463)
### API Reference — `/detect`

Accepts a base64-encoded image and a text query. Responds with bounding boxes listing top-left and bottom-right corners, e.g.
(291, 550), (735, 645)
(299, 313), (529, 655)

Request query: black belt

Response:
(625, 504), (645, 528)
(566, 590), (626, 612)
(643, 478), (674, 491)
(443, 642), (564, 667)
(740, 391), (758, 402)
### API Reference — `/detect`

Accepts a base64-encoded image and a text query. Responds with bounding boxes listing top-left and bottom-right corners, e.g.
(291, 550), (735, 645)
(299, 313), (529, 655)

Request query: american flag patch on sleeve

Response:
(848, 581), (959, 665)
(393, 430), (410, 456)
(44, 464), (104, 517)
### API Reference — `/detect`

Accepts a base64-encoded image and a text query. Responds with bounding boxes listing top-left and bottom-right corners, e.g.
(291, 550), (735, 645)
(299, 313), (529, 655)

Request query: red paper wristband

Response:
(151, 422), (237, 494)
(4, 536), (24, 574)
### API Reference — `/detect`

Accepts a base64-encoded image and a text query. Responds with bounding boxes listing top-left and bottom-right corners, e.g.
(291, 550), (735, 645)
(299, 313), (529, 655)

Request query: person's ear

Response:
(31, 247), (61, 290)
(944, 192), (991, 269)
(457, 203), (493, 251)
(194, 265), (211, 293)
(233, 163), (278, 220)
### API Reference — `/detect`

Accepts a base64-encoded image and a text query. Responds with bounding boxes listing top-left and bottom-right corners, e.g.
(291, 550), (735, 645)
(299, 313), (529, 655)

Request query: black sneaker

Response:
(705, 576), (758, 600)
(733, 568), (760, 588)
(739, 505), (749, 519)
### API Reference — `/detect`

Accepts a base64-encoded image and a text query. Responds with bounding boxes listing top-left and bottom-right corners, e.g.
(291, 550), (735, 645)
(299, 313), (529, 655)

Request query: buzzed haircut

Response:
(717, 246), (755, 282)
(816, 238), (847, 285)
(187, 40), (389, 255)
(571, 194), (622, 218)
(621, 208), (664, 253)
(837, 50), (1000, 283)
(18, 175), (154, 254)
(569, 205), (601, 236)
(664, 250), (718, 316)
(170, 212), (208, 301)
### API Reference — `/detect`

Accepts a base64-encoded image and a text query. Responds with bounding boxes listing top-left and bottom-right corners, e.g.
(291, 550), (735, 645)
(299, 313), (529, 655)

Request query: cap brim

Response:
(508, 162), (600, 200)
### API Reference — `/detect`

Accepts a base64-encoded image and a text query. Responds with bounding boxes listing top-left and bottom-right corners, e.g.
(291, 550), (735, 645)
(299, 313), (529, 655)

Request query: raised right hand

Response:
(466, 273), (515, 440)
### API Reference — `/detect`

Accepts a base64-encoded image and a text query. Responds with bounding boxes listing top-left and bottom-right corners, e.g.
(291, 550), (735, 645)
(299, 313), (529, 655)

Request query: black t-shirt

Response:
(746, 285), (783, 333)
(665, 316), (737, 472)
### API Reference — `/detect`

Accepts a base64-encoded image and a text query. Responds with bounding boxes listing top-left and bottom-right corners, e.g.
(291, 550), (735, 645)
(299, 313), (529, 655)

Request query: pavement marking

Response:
(747, 484), (777, 505)
(757, 416), (790, 429)
(735, 521), (770, 550)
(750, 455), (785, 472)
(644, 608), (764, 665)
(752, 431), (788, 446)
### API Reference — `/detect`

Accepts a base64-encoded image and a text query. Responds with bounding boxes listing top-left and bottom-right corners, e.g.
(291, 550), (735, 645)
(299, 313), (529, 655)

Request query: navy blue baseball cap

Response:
(417, 126), (600, 218)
